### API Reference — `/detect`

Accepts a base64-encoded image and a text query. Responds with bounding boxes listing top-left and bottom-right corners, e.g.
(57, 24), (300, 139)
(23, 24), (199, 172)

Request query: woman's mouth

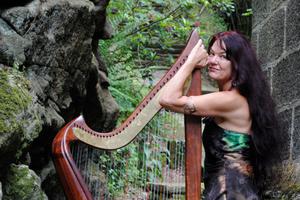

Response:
(208, 66), (219, 71)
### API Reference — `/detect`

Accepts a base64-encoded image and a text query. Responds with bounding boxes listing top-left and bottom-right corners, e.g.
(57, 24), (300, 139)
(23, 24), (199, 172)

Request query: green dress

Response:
(202, 118), (260, 200)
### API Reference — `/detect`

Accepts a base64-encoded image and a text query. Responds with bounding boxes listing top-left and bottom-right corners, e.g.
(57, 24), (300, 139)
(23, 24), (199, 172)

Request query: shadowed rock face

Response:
(0, 0), (118, 198)
(0, 0), (33, 9)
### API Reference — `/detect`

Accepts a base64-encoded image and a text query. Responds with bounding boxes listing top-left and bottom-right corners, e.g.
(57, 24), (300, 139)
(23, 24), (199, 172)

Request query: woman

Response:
(159, 31), (281, 199)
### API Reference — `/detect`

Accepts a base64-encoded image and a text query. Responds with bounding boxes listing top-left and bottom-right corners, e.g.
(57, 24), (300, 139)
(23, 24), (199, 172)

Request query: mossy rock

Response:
(0, 67), (32, 134)
(3, 164), (47, 200)
(0, 66), (42, 167)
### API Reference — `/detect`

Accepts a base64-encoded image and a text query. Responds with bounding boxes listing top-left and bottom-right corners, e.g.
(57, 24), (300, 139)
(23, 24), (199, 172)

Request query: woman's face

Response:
(207, 40), (233, 83)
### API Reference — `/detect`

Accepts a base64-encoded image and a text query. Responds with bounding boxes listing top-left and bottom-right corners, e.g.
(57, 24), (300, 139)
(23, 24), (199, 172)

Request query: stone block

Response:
(269, 0), (286, 12)
(273, 50), (300, 106)
(252, 0), (269, 28)
(252, 0), (285, 28)
(278, 109), (292, 160)
(286, 0), (300, 50)
(262, 66), (271, 86)
(293, 105), (300, 159)
(258, 8), (285, 65)
(251, 30), (259, 54)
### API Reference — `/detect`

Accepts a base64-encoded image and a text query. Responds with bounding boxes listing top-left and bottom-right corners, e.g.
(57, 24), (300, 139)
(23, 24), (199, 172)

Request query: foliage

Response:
(98, 143), (142, 197)
(97, 111), (184, 198)
(242, 8), (253, 17)
(100, 0), (231, 124)
(200, 0), (235, 17)
(98, 0), (233, 197)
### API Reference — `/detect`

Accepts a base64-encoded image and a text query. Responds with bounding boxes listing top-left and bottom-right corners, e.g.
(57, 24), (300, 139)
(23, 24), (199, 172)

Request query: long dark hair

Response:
(208, 31), (283, 191)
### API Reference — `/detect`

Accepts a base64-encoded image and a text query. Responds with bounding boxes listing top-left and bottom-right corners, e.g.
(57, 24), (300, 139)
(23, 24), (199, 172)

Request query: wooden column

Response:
(184, 69), (202, 200)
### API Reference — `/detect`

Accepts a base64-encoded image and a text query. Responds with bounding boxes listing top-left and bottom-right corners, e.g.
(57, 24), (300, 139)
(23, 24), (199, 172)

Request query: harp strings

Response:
(71, 110), (186, 199)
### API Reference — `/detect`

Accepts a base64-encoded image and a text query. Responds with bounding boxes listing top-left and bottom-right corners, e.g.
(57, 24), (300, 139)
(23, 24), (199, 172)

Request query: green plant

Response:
(97, 0), (231, 197)
(100, 0), (229, 121)
(242, 8), (252, 17)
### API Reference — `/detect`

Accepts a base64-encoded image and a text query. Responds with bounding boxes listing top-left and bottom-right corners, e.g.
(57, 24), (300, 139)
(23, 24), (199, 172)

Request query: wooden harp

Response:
(52, 29), (202, 200)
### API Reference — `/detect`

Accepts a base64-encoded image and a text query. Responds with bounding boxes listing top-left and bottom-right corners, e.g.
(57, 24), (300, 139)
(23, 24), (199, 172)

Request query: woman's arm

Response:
(159, 39), (207, 113)
(159, 39), (243, 119)
(159, 90), (241, 117)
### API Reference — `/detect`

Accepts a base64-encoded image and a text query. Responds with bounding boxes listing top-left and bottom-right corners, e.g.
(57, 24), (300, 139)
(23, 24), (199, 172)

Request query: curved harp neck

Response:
(53, 29), (203, 200)
(72, 29), (200, 150)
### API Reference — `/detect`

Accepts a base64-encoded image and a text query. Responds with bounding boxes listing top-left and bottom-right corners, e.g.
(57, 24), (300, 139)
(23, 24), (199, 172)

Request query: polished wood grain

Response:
(52, 119), (93, 200)
(185, 69), (202, 200)
(52, 29), (202, 200)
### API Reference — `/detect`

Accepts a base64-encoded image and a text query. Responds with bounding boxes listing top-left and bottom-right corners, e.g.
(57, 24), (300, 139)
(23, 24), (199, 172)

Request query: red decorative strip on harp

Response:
(52, 29), (202, 200)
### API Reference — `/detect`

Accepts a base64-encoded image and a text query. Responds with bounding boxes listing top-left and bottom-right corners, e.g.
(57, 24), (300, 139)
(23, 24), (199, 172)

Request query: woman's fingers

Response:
(187, 39), (207, 66)
(196, 39), (204, 48)
(193, 39), (206, 53)
(195, 57), (208, 68)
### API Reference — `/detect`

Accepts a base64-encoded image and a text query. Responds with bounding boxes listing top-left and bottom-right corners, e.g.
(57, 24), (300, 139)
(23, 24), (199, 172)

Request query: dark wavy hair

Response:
(207, 31), (283, 192)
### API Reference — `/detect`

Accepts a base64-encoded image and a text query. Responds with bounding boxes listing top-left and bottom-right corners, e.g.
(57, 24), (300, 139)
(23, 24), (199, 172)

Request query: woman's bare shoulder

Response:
(212, 90), (252, 132)
(190, 89), (246, 117)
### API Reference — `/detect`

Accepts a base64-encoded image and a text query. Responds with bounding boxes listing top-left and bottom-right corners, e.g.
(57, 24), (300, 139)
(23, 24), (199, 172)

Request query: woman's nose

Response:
(208, 55), (218, 64)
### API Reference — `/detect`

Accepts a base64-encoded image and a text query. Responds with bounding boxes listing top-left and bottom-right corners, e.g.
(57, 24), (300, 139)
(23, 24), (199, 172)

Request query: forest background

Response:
(101, 0), (251, 123)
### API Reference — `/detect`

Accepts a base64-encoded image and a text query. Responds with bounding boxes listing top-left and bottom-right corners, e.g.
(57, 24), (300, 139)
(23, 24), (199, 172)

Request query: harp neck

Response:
(53, 29), (202, 200)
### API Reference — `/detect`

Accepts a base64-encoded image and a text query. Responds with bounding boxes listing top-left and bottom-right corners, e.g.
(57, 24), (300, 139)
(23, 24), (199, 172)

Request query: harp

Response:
(52, 29), (202, 200)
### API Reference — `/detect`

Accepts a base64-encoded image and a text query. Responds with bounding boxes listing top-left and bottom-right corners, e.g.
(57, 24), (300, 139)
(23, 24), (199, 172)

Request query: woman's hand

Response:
(159, 39), (208, 113)
(186, 39), (208, 68)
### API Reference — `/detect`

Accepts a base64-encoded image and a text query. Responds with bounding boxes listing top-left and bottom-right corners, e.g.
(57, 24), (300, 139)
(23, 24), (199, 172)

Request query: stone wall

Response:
(252, 0), (300, 171)
(0, 0), (118, 199)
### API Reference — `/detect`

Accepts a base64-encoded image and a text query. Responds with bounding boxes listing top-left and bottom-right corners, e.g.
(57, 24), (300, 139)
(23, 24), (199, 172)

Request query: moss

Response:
(264, 161), (300, 199)
(278, 184), (300, 199)
(0, 67), (32, 134)
(3, 164), (47, 200)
